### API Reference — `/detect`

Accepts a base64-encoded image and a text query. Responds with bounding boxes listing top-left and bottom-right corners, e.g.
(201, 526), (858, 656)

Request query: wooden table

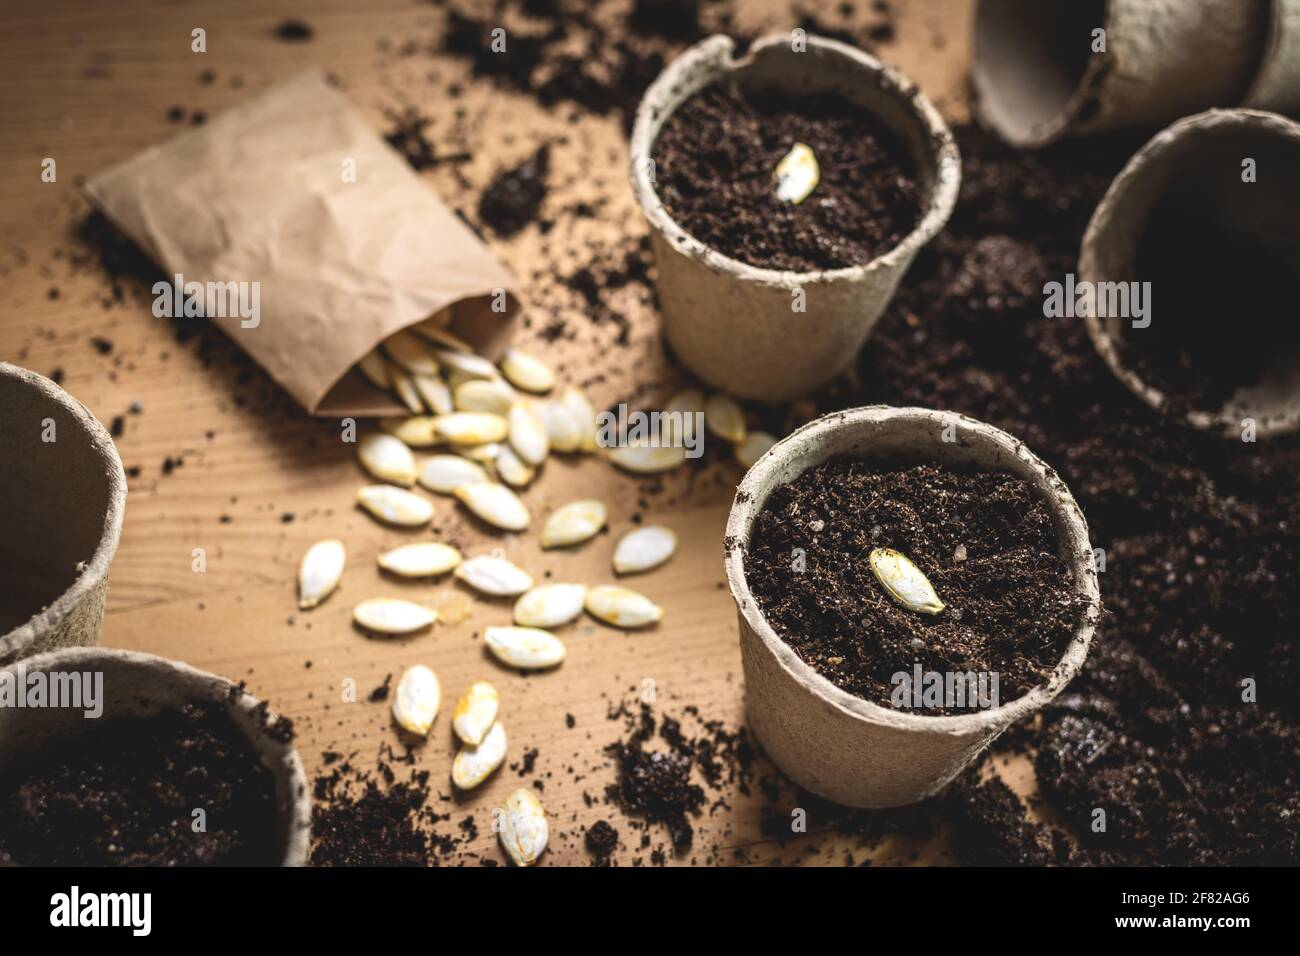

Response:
(0, 0), (1035, 865)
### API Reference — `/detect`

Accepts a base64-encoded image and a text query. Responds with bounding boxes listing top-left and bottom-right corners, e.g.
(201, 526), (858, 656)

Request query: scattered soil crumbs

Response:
(0, 702), (279, 866)
(478, 146), (550, 236)
(652, 81), (922, 271)
(745, 461), (1084, 712)
(584, 819), (620, 865)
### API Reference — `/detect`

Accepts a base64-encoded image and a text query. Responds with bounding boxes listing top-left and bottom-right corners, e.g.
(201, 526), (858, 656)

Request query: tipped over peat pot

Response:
(629, 34), (960, 402)
(0, 363), (126, 665)
(0, 647), (310, 866)
(1080, 109), (1300, 437)
(724, 407), (1102, 808)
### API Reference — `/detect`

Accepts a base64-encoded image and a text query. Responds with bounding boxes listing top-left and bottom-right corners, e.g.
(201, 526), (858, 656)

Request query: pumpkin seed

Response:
(494, 443), (536, 488)
(383, 330), (441, 376)
(455, 481), (530, 531)
(452, 721), (507, 790)
(411, 313), (474, 352)
(705, 393), (747, 444)
(388, 363), (425, 414)
(434, 348), (498, 381)
(869, 547), (945, 616)
(535, 400), (583, 453)
(498, 788), (548, 867)
(380, 415), (441, 448)
(435, 412), (508, 445)
(356, 485), (434, 527)
(774, 142), (820, 204)
(612, 525), (677, 574)
(560, 387), (600, 453)
(451, 680), (500, 746)
(457, 441), (501, 463)
(392, 664), (441, 736)
(500, 349), (555, 393)
(378, 542), (462, 577)
(735, 430), (777, 468)
(507, 401), (549, 466)
(513, 583), (586, 628)
(485, 625), (566, 670)
(353, 597), (437, 635)
(358, 432), (417, 486)
(455, 554), (533, 596)
(298, 539), (346, 609)
(585, 585), (663, 628)
(413, 372), (454, 415)
(418, 454), (489, 494)
(541, 499), (607, 549)
(665, 387), (706, 418)
(357, 349), (390, 389)
(609, 441), (686, 474)
(454, 377), (515, 416)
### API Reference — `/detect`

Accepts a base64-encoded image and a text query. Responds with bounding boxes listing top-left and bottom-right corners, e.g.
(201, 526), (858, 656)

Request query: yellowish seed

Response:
(494, 443), (536, 488)
(500, 349), (556, 393)
(412, 372), (454, 415)
(356, 484), (434, 527)
(435, 412), (508, 445)
(454, 377), (515, 416)
(377, 542), (462, 578)
(774, 142), (820, 204)
(485, 625), (566, 670)
(735, 430), (777, 468)
(418, 454), (489, 494)
(298, 539), (346, 609)
(585, 585), (663, 628)
(609, 442), (686, 474)
(380, 415), (441, 448)
(705, 393), (747, 444)
(507, 401), (550, 466)
(869, 547), (945, 615)
(513, 583), (586, 628)
(383, 330), (441, 376)
(612, 525), (677, 574)
(451, 681), (500, 746)
(452, 721), (507, 790)
(353, 597), (437, 635)
(455, 554), (533, 596)
(392, 665), (441, 736)
(541, 499), (607, 549)
(498, 788), (548, 866)
(455, 481), (530, 531)
(357, 432), (417, 486)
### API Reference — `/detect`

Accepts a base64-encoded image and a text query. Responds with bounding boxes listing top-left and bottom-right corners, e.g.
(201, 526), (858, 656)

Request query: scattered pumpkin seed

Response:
(498, 788), (548, 867)
(507, 401), (550, 466)
(454, 377), (515, 416)
(774, 142), (820, 204)
(455, 481), (530, 531)
(452, 721), (507, 790)
(494, 443), (536, 488)
(457, 441), (501, 463)
(513, 583), (587, 628)
(585, 585), (663, 628)
(392, 664), (441, 736)
(356, 484), (434, 527)
(418, 454), (489, 494)
(455, 554), (534, 596)
(380, 415), (441, 448)
(358, 432), (417, 486)
(378, 542), (462, 578)
(383, 330), (441, 376)
(869, 547), (945, 616)
(560, 387), (600, 453)
(535, 400), (583, 452)
(357, 349), (390, 389)
(665, 387), (706, 418)
(500, 349), (556, 393)
(735, 430), (777, 468)
(452, 681), (500, 746)
(541, 499), (607, 549)
(434, 348), (498, 381)
(612, 525), (677, 574)
(298, 539), (346, 609)
(609, 441), (687, 474)
(412, 372), (454, 415)
(705, 393), (747, 444)
(485, 625), (567, 670)
(353, 597), (437, 635)
(435, 411), (508, 445)
(388, 363), (425, 414)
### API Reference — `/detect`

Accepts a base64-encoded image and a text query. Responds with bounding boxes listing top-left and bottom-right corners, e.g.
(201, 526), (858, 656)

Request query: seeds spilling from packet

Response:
(381, 415), (440, 448)
(513, 583), (587, 628)
(500, 349), (555, 393)
(609, 441), (687, 474)
(612, 525), (677, 574)
(868, 547), (945, 616)
(411, 313), (473, 351)
(457, 441), (501, 464)
(507, 402), (549, 466)
(434, 348), (498, 381)
(735, 431), (777, 469)
(392, 665), (441, 736)
(705, 393), (747, 444)
(452, 721), (508, 790)
(413, 373), (453, 414)
(357, 433), (417, 486)
(455, 377), (515, 416)
(455, 481), (530, 531)
(455, 554), (534, 596)
(494, 444), (535, 488)
(774, 142), (820, 204)
(560, 387), (600, 453)
(388, 364), (425, 414)
(353, 597), (438, 635)
(436, 412), (508, 445)
(418, 454), (489, 494)
(377, 542), (462, 578)
(485, 625), (567, 670)
(541, 499), (607, 549)
(356, 485), (434, 527)
(357, 349), (390, 389)
(298, 539), (346, 609)
(452, 681), (500, 746)
(535, 399), (583, 453)
(585, 585), (663, 628)
(498, 788), (548, 867)
(383, 330), (440, 376)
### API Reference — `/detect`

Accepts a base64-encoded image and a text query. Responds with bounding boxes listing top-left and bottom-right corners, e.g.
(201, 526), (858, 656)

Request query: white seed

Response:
(560, 387), (600, 453)
(609, 441), (686, 474)
(410, 312), (474, 352)
(513, 583), (586, 628)
(665, 387), (706, 418)
(298, 539), (346, 609)
(500, 349), (555, 393)
(485, 625), (566, 670)
(455, 377), (515, 416)
(585, 585), (663, 628)
(388, 363), (425, 414)
(494, 443), (536, 488)
(452, 721), (507, 790)
(452, 681), (500, 746)
(380, 415), (441, 448)
(455, 554), (533, 596)
(507, 401), (549, 466)
(612, 526), (677, 574)
(774, 142), (820, 204)
(413, 372), (454, 415)
(434, 348), (498, 381)
(435, 412), (508, 445)
(383, 329), (441, 376)
(664, 388), (706, 445)
(455, 481), (530, 531)
(498, 788), (548, 867)
(392, 665), (441, 736)
(869, 548), (945, 615)
(357, 349), (390, 389)
(378, 542), (462, 578)
(534, 400), (584, 453)
(541, 499), (607, 549)
(356, 485), (434, 527)
(457, 442), (501, 463)
(353, 597), (437, 635)
(418, 454), (489, 494)
(705, 393), (747, 444)
(735, 430), (777, 468)
(358, 432), (417, 486)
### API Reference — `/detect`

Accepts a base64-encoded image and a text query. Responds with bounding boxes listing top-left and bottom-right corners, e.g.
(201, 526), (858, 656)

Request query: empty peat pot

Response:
(723, 407), (1101, 808)
(0, 363), (126, 665)
(1080, 109), (1300, 437)
(0, 647), (310, 866)
(973, 0), (1274, 147)
(629, 34), (959, 402)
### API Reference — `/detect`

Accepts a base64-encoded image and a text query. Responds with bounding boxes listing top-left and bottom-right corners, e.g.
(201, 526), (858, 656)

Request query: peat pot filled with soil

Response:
(0, 647), (310, 866)
(630, 34), (959, 402)
(724, 407), (1101, 808)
